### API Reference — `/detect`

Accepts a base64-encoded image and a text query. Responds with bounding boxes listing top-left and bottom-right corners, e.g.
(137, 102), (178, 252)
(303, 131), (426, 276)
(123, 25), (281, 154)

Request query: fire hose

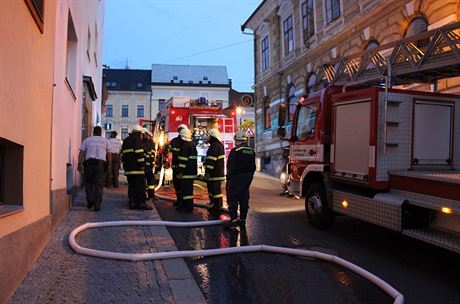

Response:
(69, 220), (404, 304)
(68, 166), (404, 303)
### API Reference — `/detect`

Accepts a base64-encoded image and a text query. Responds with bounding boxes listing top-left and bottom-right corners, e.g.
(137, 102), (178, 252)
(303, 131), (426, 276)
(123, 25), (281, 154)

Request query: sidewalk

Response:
(9, 181), (205, 304)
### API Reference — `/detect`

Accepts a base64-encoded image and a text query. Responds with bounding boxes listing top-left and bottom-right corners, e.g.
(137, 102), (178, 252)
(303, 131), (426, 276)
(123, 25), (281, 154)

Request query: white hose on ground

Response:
(68, 220), (404, 304)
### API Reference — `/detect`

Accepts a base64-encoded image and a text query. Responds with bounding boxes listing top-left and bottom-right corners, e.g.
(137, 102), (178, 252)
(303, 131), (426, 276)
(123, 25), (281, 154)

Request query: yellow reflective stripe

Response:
(172, 147), (180, 151)
(212, 194), (223, 198)
(206, 165), (214, 169)
(207, 176), (226, 181)
(137, 158), (145, 162)
(178, 156), (188, 161)
(217, 155), (225, 159)
(122, 149), (134, 153)
(125, 171), (145, 175)
(189, 156), (197, 159)
(171, 165), (177, 168)
(181, 175), (197, 179)
(135, 149), (144, 153)
(147, 185), (155, 189)
(183, 195), (194, 200)
(178, 164), (186, 168)
(206, 156), (217, 161)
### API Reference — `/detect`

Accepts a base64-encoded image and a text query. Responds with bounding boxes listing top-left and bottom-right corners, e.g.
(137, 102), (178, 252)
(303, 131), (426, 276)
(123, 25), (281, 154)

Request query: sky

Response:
(103, 0), (261, 92)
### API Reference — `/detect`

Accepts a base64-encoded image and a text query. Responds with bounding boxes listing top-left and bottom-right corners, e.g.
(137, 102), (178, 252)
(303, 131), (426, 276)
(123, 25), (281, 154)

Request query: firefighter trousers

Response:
(207, 180), (223, 208)
(227, 173), (254, 220)
(180, 178), (194, 211)
(127, 174), (146, 208)
(145, 168), (155, 199)
(172, 169), (182, 204)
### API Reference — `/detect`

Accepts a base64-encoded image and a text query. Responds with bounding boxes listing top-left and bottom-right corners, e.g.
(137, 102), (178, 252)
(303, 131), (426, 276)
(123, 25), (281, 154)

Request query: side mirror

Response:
(278, 103), (287, 127)
(277, 127), (286, 138)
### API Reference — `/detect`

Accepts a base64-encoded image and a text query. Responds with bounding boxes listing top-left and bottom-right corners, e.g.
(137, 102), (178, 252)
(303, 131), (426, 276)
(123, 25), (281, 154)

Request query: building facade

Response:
(151, 64), (231, 115)
(0, 1), (104, 301)
(243, 0), (460, 177)
(102, 69), (152, 140)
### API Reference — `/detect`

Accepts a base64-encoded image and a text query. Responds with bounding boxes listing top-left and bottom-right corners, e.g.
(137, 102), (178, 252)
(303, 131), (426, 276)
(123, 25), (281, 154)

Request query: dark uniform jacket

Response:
(205, 137), (225, 181)
(121, 133), (145, 175)
(177, 140), (198, 179)
(142, 138), (155, 170)
(227, 144), (256, 179)
(170, 136), (184, 170)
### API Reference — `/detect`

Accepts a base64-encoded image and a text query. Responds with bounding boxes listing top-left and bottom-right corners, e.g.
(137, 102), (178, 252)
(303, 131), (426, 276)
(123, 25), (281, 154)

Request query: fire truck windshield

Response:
(296, 104), (317, 140)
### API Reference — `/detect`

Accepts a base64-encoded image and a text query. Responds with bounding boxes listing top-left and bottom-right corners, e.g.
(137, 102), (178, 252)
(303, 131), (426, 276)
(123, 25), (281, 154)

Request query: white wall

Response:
(51, 0), (105, 191)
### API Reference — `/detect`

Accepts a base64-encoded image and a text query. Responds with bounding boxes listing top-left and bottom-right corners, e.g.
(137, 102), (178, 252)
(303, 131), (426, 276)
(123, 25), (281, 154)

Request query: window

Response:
(287, 86), (298, 122)
(0, 138), (24, 209)
(283, 15), (294, 55)
(106, 104), (113, 117)
(325, 0), (340, 23)
(261, 36), (270, 71)
(121, 105), (129, 117)
(87, 27), (91, 62)
(306, 73), (317, 94)
(264, 97), (271, 130)
(137, 105), (144, 117)
(137, 83), (143, 88)
(365, 40), (379, 50)
(404, 16), (429, 47)
(66, 12), (78, 93)
(24, 0), (44, 33)
(297, 104), (317, 140)
(159, 99), (166, 111)
(121, 128), (129, 140)
(104, 123), (112, 131)
(302, 0), (315, 41)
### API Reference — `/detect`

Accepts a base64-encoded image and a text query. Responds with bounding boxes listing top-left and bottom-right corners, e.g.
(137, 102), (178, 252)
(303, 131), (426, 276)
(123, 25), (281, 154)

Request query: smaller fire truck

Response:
(155, 96), (237, 175)
(280, 86), (460, 253)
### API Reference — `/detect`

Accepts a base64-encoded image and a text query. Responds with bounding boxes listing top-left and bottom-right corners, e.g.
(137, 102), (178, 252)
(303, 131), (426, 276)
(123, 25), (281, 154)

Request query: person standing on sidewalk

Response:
(169, 124), (189, 206)
(224, 130), (256, 228)
(176, 128), (197, 212)
(77, 126), (111, 211)
(121, 125), (152, 210)
(204, 128), (225, 213)
(142, 128), (156, 201)
(106, 131), (122, 188)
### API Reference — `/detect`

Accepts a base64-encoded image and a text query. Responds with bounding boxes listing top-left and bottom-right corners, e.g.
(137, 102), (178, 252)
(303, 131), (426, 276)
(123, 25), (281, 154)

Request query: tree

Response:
(241, 119), (254, 132)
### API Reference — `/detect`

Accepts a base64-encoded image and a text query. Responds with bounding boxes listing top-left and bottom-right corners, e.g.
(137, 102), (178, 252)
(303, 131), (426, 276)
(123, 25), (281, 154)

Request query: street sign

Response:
(245, 126), (254, 137)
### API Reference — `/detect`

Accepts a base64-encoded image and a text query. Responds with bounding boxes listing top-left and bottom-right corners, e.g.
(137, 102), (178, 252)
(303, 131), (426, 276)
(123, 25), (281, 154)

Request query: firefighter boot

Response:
(223, 210), (239, 229)
(239, 210), (248, 227)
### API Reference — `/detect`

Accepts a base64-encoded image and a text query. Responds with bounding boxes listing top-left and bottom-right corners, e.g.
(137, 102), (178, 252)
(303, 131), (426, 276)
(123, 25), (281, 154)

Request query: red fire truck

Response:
(154, 96), (237, 175)
(280, 86), (460, 253)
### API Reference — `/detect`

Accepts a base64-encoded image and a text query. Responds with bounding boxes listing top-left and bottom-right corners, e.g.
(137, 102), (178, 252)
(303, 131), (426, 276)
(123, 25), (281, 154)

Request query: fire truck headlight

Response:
(441, 207), (453, 214)
(341, 200), (349, 208)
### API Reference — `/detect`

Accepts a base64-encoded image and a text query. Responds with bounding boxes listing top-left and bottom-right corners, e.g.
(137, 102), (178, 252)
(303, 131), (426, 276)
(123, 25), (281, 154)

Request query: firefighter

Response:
(121, 125), (152, 210)
(224, 130), (256, 228)
(169, 124), (189, 206)
(204, 128), (225, 213)
(176, 128), (197, 212)
(142, 128), (156, 200)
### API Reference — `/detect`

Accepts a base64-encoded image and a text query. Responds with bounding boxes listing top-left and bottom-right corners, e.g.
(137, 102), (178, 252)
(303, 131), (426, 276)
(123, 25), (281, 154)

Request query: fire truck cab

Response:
(280, 86), (460, 253)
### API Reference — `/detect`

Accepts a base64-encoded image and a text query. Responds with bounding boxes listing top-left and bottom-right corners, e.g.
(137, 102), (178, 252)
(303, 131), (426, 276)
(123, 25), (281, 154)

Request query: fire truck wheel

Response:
(305, 183), (335, 229)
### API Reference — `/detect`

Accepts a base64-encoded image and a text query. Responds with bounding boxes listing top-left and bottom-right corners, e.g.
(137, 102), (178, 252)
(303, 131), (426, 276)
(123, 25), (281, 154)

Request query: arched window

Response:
(404, 16), (428, 37)
(364, 39), (379, 51)
(287, 85), (297, 122)
(264, 97), (271, 130)
(306, 73), (317, 95)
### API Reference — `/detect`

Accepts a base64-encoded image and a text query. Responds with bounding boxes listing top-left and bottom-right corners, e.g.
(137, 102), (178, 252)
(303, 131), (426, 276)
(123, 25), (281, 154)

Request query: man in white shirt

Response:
(78, 126), (111, 211)
(106, 131), (122, 188)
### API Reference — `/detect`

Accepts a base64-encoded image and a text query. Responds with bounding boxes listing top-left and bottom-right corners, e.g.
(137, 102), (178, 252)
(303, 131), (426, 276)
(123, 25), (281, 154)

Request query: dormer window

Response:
(203, 76), (208, 80)
(173, 76), (178, 80)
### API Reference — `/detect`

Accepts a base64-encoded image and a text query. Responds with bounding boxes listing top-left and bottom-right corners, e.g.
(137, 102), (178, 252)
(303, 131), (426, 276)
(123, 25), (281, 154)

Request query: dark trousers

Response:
(84, 159), (105, 209)
(180, 178), (194, 211)
(172, 169), (182, 203)
(207, 180), (223, 208)
(227, 173), (254, 220)
(127, 174), (146, 207)
(106, 154), (120, 187)
(145, 168), (155, 199)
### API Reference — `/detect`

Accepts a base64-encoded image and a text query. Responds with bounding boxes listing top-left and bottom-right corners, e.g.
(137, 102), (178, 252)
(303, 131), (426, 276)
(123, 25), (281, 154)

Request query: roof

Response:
(151, 64), (230, 87)
(103, 69), (151, 91)
(242, 0), (267, 31)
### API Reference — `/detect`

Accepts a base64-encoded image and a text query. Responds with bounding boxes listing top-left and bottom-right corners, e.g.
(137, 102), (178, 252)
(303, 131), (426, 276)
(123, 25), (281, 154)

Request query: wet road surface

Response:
(154, 175), (460, 304)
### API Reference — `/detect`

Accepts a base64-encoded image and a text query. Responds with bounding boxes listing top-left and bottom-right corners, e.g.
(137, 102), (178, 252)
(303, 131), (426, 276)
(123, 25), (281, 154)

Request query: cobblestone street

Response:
(9, 182), (205, 304)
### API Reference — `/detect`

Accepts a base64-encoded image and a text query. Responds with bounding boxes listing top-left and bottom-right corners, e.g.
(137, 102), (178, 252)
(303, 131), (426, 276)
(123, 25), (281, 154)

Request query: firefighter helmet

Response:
(234, 129), (248, 141)
(208, 128), (222, 141)
(180, 128), (192, 141)
(177, 124), (189, 132)
(132, 125), (143, 132)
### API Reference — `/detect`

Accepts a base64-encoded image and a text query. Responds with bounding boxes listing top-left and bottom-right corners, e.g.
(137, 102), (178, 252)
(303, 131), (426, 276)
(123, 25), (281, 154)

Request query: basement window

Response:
(0, 138), (24, 217)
